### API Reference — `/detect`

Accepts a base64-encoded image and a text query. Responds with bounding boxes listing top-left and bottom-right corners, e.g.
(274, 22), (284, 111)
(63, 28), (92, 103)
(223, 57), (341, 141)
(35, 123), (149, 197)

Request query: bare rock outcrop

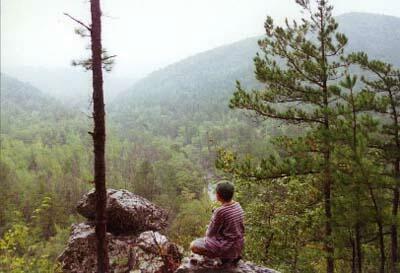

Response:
(175, 255), (280, 273)
(58, 223), (182, 273)
(59, 188), (279, 273)
(77, 188), (168, 234)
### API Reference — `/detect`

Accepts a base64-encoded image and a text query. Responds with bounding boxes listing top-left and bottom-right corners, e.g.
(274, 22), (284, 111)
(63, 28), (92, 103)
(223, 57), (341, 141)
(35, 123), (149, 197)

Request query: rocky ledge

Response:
(58, 223), (181, 273)
(58, 188), (279, 273)
(176, 254), (280, 273)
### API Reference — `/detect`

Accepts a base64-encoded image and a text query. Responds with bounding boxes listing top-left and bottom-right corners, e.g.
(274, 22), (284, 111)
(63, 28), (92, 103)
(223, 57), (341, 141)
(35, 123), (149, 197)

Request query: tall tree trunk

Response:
(348, 77), (363, 273)
(378, 221), (386, 273)
(324, 162), (334, 273)
(319, 5), (334, 272)
(350, 233), (356, 273)
(90, 0), (109, 272)
(392, 184), (399, 273)
(322, 76), (334, 273)
(388, 88), (399, 273)
(355, 223), (363, 273)
(322, 96), (334, 273)
(369, 186), (386, 273)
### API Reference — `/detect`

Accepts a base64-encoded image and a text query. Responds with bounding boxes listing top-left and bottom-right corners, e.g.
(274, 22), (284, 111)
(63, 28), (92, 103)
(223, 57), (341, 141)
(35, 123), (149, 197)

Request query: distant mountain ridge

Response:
(0, 73), (86, 143)
(337, 12), (400, 66)
(1, 66), (133, 107)
(110, 13), (400, 134)
(2, 13), (399, 138)
(113, 13), (400, 103)
(0, 73), (57, 115)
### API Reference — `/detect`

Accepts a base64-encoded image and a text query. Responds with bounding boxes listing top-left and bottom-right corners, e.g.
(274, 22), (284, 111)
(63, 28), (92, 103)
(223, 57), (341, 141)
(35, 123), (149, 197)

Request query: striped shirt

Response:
(204, 201), (245, 259)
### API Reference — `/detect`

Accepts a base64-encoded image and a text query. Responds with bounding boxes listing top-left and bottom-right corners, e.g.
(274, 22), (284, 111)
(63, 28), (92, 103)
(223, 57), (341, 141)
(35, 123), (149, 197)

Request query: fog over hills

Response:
(1, 66), (134, 107)
(337, 12), (400, 66)
(2, 13), (399, 117)
(0, 73), (57, 113)
(0, 73), (67, 137)
(114, 13), (400, 101)
(110, 12), (400, 132)
(2, 2), (400, 271)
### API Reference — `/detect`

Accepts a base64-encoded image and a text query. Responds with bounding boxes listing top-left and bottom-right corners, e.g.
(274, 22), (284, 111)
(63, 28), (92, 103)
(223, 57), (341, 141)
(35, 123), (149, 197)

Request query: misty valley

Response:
(1, 3), (400, 273)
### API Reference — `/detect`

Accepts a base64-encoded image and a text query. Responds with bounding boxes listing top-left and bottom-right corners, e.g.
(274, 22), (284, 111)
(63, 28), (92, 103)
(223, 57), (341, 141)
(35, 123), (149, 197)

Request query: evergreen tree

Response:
(225, 1), (351, 271)
(350, 53), (400, 273)
(65, 0), (115, 271)
(334, 73), (379, 272)
(89, 1), (109, 271)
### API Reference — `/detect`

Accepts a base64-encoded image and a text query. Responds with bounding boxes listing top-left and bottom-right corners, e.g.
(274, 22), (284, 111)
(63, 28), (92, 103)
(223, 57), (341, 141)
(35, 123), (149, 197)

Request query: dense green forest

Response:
(1, 5), (399, 273)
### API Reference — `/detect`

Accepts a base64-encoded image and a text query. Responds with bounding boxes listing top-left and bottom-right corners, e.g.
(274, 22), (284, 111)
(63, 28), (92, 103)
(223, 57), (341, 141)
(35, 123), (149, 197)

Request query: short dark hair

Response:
(216, 181), (234, 201)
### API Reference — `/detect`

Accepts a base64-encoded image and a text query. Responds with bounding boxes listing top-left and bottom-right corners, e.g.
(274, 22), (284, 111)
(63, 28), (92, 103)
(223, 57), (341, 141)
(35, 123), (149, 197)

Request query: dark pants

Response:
(189, 238), (216, 258)
(190, 237), (241, 266)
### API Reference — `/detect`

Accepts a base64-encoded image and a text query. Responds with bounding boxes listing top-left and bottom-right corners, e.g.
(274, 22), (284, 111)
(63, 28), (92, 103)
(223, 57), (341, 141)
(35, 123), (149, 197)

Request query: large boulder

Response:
(175, 254), (280, 273)
(58, 223), (182, 273)
(77, 189), (168, 234)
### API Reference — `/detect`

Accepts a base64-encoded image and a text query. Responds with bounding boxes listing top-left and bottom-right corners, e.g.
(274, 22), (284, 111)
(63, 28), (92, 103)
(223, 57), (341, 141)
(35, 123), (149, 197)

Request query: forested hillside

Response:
(1, 10), (399, 273)
(0, 74), (226, 271)
(338, 13), (400, 66)
(111, 13), (400, 137)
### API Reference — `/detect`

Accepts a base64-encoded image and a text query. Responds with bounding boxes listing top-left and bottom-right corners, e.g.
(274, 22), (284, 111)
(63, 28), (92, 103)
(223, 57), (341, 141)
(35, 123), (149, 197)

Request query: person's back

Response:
(190, 181), (245, 265)
(205, 200), (244, 259)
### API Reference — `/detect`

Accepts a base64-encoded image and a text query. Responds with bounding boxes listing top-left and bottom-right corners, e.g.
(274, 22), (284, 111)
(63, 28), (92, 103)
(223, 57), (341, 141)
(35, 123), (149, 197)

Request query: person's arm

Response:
(206, 209), (223, 237)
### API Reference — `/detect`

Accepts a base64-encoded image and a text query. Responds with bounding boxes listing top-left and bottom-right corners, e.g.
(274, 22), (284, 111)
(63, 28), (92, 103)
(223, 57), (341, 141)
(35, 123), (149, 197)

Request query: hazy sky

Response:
(1, 0), (400, 78)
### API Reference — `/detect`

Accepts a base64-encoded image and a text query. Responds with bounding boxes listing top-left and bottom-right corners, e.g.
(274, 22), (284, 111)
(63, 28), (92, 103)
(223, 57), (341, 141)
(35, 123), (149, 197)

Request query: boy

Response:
(190, 181), (244, 266)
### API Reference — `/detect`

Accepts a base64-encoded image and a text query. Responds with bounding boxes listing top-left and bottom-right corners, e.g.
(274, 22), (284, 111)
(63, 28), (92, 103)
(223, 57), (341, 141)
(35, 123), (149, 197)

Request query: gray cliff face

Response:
(59, 189), (279, 273)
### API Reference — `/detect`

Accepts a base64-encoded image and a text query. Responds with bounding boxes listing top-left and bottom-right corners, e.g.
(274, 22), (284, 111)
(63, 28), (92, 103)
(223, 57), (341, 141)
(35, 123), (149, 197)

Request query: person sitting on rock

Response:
(190, 181), (245, 266)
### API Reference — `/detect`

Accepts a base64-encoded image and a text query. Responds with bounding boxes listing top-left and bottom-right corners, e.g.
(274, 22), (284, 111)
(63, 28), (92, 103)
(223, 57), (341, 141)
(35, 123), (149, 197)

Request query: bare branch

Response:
(64, 13), (91, 32)
(102, 55), (117, 61)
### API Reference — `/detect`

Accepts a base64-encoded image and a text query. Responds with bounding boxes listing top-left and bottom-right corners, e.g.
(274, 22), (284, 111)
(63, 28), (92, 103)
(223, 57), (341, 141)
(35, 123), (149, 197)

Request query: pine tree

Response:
(90, 1), (109, 272)
(226, 1), (350, 272)
(350, 52), (400, 273)
(65, 0), (114, 271)
(334, 73), (381, 273)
